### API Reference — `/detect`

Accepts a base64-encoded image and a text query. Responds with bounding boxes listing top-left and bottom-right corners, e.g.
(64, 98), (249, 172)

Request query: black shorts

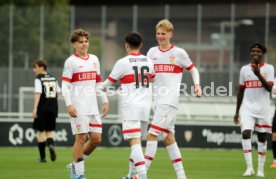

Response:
(273, 111), (276, 133)
(33, 112), (56, 131)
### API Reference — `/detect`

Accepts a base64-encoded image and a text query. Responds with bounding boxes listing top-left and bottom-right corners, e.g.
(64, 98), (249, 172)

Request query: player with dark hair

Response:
(234, 42), (274, 177)
(102, 32), (155, 179)
(32, 60), (60, 163)
(62, 28), (109, 179)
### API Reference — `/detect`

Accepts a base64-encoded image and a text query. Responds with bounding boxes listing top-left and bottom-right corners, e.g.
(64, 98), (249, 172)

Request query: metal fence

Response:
(1, 3), (276, 113)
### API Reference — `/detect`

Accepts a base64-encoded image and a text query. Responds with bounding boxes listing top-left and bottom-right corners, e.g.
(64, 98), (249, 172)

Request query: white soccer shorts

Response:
(240, 113), (272, 133)
(70, 115), (102, 135)
(148, 104), (177, 138)
(122, 120), (143, 140)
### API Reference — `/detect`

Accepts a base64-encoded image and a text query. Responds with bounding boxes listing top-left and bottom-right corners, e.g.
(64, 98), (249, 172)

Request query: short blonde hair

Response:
(155, 19), (174, 32)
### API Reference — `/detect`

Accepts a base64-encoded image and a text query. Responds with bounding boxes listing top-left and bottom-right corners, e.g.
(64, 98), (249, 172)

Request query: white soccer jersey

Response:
(61, 53), (102, 115)
(239, 63), (274, 118)
(107, 52), (155, 121)
(147, 45), (194, 108)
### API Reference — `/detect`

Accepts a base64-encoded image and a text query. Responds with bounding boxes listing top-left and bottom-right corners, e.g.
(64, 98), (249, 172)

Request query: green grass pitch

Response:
(0, 147), (276, 179)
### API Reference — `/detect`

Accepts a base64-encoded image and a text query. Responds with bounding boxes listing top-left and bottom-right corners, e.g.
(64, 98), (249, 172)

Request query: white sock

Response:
(242, 139), (253, 169)
(83, 154), (89, 161)
(131, 144), (146, 175)
(74, 160), (84, 176)
(166, 143), (185, 178)
(128, 157), (136, 177)
(257, 141), (267, 172)
(144, 140), (158, 170)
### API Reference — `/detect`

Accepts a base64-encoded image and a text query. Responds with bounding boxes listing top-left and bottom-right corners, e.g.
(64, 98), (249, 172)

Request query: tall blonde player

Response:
(144, 19), (202, 179)
(62, 29), (109, 179)
(234, 42), (274, 177)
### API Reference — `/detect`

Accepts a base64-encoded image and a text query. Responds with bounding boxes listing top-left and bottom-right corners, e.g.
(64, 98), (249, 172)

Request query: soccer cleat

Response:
(66, 162), (76, 179)
(256, 170), (264, 177)
(74, 175), (87, 179)
(38, 158), (47, 163)
(243, 168), (254, 176)
(49, 145), (56, 161)
(271, 161), (276, 168)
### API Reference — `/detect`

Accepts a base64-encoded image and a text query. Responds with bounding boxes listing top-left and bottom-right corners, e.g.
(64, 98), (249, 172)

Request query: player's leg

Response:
(83, 114), (102, 160)
(256, 132), (267, 177)
(123, 120), (147, 179)
(144, 130), (158, 170)
(271, 113), (276, 168)
(45, 114), (57, 161)
(46, 131), (56, 161)
(163, 133), (186, 179)
(240, 114), (255, 176)
(272, 132), (276, 168)
(37, 130), (47, 163)
(68, 116), (90, 179)
(123, 121), (148, 179)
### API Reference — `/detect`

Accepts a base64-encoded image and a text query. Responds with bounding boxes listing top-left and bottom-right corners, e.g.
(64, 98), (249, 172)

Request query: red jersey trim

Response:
(158, 44), (174, 52)
(186, 64), (195, 71)
(239, 84), (245, 89)
(129, 52), (142, 56)
(154, 64), (183, 73)
(122, 128), (141, 134)
(74, 53), (89, 60)
(120, 73), (154, 84)
(255, 124), (272, 129)
(108, 76), (117, 83)
(258, 152), (266, 156)
(96, 74), (102, 83)
(61, 77), (71, 82)
(150, 125), (170, 134)
(268, 81), (274, 85)
(71, 71), (97, 82)
(89, 123), (102, 128)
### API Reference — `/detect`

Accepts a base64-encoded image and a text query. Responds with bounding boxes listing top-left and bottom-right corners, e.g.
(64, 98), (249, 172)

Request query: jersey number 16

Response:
(132, 66), (150, 88)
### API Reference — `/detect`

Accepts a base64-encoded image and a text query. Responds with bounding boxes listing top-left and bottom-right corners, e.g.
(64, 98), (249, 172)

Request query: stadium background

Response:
(0, 0), (276, 148)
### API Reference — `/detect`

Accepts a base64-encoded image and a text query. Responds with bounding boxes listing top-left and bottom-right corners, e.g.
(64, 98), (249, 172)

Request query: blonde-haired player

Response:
(144, 19), (202, 179)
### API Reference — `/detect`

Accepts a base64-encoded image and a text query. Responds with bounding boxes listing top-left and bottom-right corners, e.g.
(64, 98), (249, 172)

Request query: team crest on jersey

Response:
(76, 123), (81, 131)
(169, 55), (175, 63)
(261, 72), (267, 79)
(93, 62), (97, 69)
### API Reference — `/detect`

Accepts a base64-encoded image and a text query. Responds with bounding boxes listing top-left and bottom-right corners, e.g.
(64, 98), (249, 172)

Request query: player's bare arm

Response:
(102, 102), (109, 117)
(32, 93), (41, 119)
(234, 87), (245, 125)
(194, 84), (202, 97)
(67, 105), (77, 118)
(252, 64), (272, 92)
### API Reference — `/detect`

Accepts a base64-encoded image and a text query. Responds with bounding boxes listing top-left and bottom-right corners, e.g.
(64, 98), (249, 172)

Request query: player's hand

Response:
(67, 105), (77, 118)
(273, 88), (276, 95)
(32, 109), (37, 119)
(102, 102), (109, 117)
(251, 63), (260, 76)
(233, 113), (240, 125)
(194, 84), (202, 97)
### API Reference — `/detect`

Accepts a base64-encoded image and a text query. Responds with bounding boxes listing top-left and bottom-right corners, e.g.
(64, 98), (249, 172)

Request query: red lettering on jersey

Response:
(154, 64), (183, 73)
(245, 80), (264, 88)
(71, 71), (97, 82)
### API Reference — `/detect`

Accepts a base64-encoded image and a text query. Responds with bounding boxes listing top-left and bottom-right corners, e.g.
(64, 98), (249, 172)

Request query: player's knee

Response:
(163, 133), (175, 146)
(242, 130), (251, 139)
(146, 133), (157, 141)
(91, 135), (102, 146)
(272, 133), (276, 141)
(257, 132), (267, 143)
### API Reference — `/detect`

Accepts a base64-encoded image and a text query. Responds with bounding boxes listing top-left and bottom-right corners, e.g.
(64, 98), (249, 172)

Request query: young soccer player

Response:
(234, 42), (274, 177)
(102, 32), (155, 179)
(32, 60), (60, 163)
(271, 81), (276, 168)
(61, 28), (109, 179)
(144, 19), (202, 179)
